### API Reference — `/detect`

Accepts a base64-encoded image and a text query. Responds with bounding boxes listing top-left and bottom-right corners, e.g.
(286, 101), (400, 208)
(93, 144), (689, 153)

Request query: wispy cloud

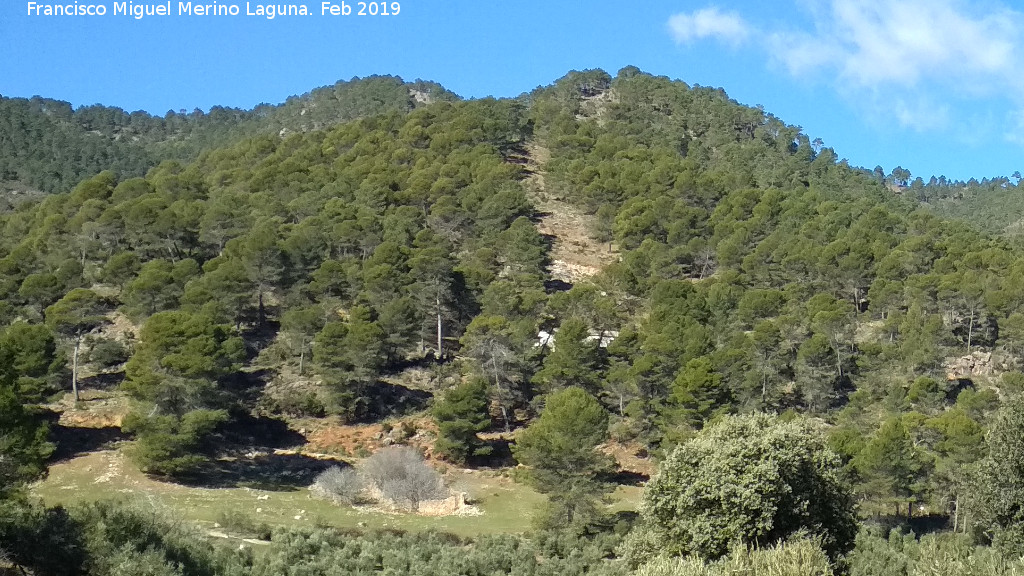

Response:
(892, 97), (950, 132)
(670, 1), (1024, 140)
(667, 7), (750, 46)
(770, 0), (1020, 90)
(1004, 109), (1024, 146)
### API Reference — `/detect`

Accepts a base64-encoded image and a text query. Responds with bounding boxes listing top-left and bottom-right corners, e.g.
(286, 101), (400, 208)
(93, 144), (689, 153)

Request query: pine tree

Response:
(854, 417), (930, 519)
(661, 356), (728, 430)
(0, 351), (53, 497)
(532, 317), (603, 395)
(433, 378), (492, 464)
(513, 387), (612, 527)
(44, 289), (109, 402)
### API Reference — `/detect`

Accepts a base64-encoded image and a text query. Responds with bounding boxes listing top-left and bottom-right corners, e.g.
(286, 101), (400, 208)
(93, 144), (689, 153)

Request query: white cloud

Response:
(1004, 109), (1024, 146)
(667, 7), (750, 46)
(891, 97), (950, 132)
(669, 1), (1024, 137)
(769, 0), (1021, 91)
(771, 1), (1024, 139)
(767, 31), (843, 78)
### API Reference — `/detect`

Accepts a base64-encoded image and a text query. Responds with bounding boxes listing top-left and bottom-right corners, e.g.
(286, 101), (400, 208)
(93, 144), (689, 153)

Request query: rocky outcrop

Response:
(944, 350), (1009, 380)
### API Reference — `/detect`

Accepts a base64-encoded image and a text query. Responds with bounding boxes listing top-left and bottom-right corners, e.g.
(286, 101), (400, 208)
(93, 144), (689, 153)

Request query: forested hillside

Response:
(0, 75), (455, 195)
(857, 165), (1024, 236)
(916, 176), (1024, 235)
(3, 67), (1024, 575)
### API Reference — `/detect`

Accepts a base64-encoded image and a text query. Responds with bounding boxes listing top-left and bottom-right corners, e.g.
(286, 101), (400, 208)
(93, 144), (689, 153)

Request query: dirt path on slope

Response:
(518, 142), (619, 284)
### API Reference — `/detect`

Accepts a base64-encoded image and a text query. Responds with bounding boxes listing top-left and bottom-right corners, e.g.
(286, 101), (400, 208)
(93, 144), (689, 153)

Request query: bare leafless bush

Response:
(312, 465), (366, 504)
(361, 446), (447, 511)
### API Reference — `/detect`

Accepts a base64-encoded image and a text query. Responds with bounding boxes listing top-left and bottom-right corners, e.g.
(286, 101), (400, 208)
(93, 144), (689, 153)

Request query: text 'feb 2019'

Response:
(25, 1), (401, 18)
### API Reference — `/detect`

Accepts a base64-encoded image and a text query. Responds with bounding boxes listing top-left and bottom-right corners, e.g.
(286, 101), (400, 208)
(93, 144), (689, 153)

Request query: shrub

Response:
(361, 446), (447, 511)
(626, 413), (857, 564)
(313, 466), (366, 505)
(86, 337), (130, 368)
(122, 410), (227, 477)
(215, 510), (272, 541)
(261, 389), (326, 418)
(635, 538), (833, 576)
(433, 378), (492, 464)
(847, 529), (1024, 576)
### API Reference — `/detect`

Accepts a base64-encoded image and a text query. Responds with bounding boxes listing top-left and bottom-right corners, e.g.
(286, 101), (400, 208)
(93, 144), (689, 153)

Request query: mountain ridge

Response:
(0, 74), (457, 196)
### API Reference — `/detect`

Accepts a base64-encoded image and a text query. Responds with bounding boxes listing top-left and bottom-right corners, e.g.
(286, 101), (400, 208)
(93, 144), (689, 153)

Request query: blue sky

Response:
(1, 0), (1021, 181)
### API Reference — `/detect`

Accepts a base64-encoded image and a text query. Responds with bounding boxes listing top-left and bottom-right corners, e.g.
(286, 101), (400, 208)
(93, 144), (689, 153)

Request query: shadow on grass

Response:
(43, 409), (127, 462)
(180, 451), (345, 491)
(217, 412), (307, 449)
(48, 423), (127, 462)
(172, 412), (330, 490)
(602, 470), (649, 487)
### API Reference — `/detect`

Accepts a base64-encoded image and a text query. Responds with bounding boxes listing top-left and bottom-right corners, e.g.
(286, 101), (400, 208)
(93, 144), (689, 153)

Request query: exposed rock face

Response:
(549, 260), (602, 283)
(519, 141), (619, 285)
(313, 482), (478, 517)
(409, 89), (433, 105)
(536, 328), (619, 349)
(944, 350), (1007, 381)
(416, 491), (480, 517)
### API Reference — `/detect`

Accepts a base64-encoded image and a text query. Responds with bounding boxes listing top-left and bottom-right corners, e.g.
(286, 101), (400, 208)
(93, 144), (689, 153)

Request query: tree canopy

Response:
(628, 413), (857, 562)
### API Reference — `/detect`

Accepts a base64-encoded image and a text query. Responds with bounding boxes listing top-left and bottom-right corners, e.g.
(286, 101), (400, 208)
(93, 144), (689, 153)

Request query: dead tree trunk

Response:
(967, 307), (975, 353)
(436, 289), (443, 360)
(953, 495), (960, 533)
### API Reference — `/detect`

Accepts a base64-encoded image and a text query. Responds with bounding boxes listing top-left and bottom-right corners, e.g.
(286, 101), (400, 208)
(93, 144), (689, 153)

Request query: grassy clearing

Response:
(33, 449), (554, 537)
(610, 485), (643, 513)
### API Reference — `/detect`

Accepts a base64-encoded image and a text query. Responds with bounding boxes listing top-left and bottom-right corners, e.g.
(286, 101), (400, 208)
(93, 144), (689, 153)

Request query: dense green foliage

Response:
(0, 499), (624, 576)
(847, 528), (1024, 576)
(0, 91), (539, 475)
(513, 387), (613, 528)
(522, 69), (1015, 521)
(906, 174), (1024, 236)
(0, 76), (456, 195)
(627, 414), (856, 563)
(969, 395), (1024, 555)
(432, 377), (492, 463)
(634, 539), (834, 576)
(7, 65), (1024, 573)
(0, 355), (52, 497)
